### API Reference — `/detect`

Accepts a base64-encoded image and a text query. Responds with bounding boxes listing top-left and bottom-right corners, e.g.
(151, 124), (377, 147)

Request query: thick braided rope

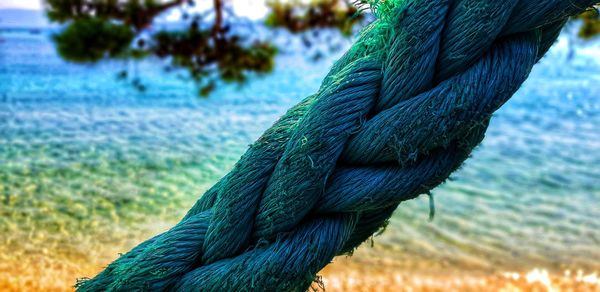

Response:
(77, 0), (596, 291)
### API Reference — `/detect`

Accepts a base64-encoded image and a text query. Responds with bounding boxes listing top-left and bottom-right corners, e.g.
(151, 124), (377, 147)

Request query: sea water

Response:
(0, 29), (599, 290)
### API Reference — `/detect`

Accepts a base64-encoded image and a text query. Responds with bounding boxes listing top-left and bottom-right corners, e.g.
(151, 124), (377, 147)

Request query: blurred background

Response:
(0, 1), (599, 291)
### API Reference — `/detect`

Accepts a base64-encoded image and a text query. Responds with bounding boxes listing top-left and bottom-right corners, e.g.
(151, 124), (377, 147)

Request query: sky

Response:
(0, 0), (269, 20)
(0, 0), (43, 10)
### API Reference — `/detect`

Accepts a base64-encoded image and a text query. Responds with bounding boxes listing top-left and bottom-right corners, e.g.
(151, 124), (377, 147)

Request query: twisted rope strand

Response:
(76, 0), (597, 291)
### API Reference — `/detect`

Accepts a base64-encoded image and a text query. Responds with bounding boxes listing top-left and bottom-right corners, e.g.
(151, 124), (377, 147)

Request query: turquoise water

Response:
(0, 29), (599, 285)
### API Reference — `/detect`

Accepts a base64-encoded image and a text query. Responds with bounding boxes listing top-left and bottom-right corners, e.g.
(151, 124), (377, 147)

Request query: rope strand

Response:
(76, 1), (597, 291)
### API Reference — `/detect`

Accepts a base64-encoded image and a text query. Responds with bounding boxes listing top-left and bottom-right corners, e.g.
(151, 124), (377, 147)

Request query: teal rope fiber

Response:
(76, 0), (596, 291)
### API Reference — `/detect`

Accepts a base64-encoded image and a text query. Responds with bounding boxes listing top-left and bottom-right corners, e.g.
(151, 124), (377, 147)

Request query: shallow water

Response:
(0, 29), (599, 291)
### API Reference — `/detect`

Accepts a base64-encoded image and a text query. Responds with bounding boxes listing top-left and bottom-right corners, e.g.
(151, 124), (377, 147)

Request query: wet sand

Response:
(319, 257), (600, 292)
(2, 238), (598, 292)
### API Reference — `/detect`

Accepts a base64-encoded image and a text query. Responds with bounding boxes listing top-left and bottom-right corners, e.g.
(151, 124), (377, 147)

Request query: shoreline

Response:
(2, 247), (598, 291)
(319, 257), (600, 291)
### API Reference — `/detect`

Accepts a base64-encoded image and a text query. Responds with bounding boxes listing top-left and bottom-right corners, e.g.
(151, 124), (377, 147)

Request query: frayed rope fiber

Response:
(77, 0), (596, 291)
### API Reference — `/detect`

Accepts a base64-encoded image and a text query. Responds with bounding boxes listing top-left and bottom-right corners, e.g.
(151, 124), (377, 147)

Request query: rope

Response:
(76, 1), (596, 291)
